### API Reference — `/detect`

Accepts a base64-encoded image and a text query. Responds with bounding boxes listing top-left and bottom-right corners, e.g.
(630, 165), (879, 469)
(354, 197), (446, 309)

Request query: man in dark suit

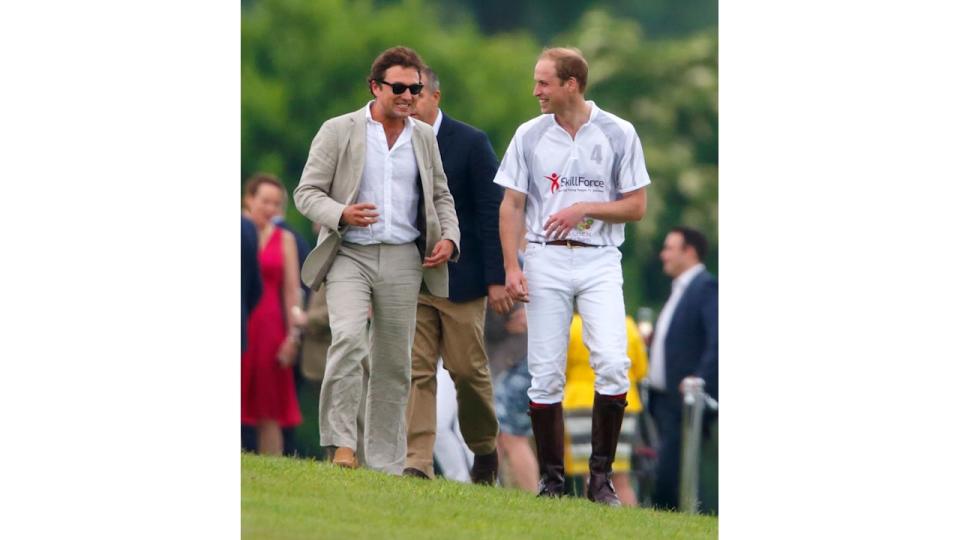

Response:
(646, 226), (718, 510)
(403, 67), (511, 483)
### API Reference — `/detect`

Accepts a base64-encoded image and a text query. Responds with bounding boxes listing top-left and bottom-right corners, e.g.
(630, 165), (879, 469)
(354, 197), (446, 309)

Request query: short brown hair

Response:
(367, 46), (425, 90)
(243, 172), (285, 199)
(670, 226), (708, 261)
(539, 47), (588, 93)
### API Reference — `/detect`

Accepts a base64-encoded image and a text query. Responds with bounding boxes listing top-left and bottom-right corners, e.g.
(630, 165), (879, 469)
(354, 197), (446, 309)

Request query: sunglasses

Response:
(376, 79), (424, 96)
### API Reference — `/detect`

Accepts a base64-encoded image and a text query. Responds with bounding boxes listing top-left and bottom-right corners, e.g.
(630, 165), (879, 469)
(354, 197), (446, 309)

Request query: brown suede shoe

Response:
(332, 447), (358, 469)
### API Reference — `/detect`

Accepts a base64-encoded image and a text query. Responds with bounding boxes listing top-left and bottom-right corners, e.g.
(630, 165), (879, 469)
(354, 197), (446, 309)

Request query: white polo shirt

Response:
(493, 101), (650, 247)
(343, 101), (421, 245)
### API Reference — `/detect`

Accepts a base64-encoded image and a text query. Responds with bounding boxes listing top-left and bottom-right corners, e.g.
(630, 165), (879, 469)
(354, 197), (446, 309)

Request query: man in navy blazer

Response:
(646, 226), (718, 510)
(403, 67), (512, 483)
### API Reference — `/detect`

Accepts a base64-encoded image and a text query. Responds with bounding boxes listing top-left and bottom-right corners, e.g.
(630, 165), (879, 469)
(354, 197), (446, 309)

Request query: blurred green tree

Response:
(384, 0), (718, 41)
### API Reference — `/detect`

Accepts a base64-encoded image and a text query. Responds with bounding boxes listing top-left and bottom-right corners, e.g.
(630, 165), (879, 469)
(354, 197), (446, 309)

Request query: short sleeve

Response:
(493, 133), (529, 194)
(617, 127), (651, 193)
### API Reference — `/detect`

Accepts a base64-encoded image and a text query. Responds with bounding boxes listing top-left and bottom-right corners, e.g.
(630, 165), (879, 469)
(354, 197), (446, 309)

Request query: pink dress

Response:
(241, 227), (302, 427)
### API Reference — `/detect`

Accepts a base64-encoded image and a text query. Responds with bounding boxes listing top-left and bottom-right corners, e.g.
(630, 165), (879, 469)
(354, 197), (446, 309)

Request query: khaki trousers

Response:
(319, 242), (422, 475)
(405, 293), (499, 477)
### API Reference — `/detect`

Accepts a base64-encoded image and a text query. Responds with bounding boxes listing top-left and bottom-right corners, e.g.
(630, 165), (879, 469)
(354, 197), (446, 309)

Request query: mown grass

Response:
(242, 453), (717, 539)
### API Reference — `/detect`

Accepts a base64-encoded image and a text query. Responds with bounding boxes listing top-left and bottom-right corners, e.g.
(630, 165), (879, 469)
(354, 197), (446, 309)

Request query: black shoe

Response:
(403, 467), (430, 479)
(470, 451), (499, 485)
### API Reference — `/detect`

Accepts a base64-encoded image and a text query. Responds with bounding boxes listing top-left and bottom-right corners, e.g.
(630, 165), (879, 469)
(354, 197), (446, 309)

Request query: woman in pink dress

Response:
(241, 173), (304, 455)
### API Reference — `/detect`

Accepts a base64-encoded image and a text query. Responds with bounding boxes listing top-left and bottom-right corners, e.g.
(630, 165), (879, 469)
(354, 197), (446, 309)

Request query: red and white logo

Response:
(544, 172), (560, 193)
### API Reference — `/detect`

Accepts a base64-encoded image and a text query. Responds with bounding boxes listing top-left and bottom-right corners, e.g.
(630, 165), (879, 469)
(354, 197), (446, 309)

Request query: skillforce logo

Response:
(543, 172), (606, 194)
(545, 173), (560, 193)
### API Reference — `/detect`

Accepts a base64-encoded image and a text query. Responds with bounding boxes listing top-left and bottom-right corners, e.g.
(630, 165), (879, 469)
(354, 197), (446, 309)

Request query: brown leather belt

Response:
(544, 240), (599, 248)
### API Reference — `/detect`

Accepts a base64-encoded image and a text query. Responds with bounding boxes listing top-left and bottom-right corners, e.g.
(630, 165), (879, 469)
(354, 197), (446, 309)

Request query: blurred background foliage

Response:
(242, 0), (717, 313)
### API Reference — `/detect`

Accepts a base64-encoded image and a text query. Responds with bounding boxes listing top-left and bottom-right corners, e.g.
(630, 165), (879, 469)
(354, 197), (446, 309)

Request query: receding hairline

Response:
(422, 66), (440, 93)
(538, 47), (586, 62)
(537, 47), (588, 93)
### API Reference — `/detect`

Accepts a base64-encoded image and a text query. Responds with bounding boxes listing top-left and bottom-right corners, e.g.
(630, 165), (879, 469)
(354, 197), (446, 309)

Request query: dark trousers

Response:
(649, 389), (719, 513)
(649, 389), (681, 510)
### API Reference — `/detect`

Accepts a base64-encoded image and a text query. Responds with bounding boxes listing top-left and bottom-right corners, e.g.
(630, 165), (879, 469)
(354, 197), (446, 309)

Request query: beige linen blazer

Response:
(294, 105), (461, 296)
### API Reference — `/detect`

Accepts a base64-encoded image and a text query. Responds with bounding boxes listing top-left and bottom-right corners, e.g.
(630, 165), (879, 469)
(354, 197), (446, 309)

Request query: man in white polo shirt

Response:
(496, 47), (650, 506)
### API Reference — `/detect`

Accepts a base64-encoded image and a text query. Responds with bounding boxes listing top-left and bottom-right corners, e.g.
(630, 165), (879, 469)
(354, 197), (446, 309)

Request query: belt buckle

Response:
(565, 240), (574, 249)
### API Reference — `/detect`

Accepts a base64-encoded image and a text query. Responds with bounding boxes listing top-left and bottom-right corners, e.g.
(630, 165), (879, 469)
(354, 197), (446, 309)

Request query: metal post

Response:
(679, 377), (718, 514)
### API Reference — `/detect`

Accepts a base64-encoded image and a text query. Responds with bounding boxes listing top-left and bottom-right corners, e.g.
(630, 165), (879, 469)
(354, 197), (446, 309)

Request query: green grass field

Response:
(242, 453), (718, 539)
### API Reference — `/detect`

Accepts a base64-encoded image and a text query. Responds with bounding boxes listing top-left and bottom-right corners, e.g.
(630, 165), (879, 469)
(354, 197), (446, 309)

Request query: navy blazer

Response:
(664, 270), (719, 401)
(436, 113), (505, 302)
(276, 218), (311, 301)
(241, 216), (263, 351)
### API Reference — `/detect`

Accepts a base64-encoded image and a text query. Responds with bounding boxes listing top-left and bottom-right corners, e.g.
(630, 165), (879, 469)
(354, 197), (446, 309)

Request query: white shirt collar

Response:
(585, 100), (599, 123)
(364, 100), (374, 122)
(673, 263), (706, 291)
(364, 100), (415, 129)
(550, 100), (599, 130)
(431, 109), (443, 136)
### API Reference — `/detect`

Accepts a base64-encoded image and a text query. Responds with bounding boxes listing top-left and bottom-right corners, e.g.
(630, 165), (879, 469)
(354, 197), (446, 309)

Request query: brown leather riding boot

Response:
(587, 392), (627, 506)
(529, 401), (565, 498)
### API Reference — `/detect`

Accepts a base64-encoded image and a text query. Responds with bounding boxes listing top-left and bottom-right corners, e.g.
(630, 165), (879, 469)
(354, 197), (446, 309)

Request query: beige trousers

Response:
(319, 242), (422, 475)
(404, 293), (499, 477)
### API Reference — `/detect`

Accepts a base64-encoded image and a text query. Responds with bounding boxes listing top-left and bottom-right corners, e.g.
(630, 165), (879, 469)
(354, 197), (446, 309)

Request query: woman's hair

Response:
(243, 172), (285, 198)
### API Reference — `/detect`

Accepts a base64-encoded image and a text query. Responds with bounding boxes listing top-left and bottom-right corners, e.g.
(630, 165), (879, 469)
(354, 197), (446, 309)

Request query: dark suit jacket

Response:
(664, 269), (719, 401)
(241, 216), (262, 351)
(436, 113), (504, 302)
(276, 218), (311, 300)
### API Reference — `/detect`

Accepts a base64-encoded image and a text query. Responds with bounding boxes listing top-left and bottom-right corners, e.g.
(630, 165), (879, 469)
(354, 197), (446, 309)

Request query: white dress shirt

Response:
(647, 263), (705, 391)
(343, 101), (421, 245)
(431, 109), (443, 136)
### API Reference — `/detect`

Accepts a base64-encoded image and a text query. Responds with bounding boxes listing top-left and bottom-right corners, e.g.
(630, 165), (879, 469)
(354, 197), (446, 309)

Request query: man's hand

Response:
(543, 203), (586, 240)
(504, 267), (529, 303)
(423, 239), (455, 268)
(487, 284), (513, 315)
(679, 376), (705, 394)
(340, 203), (379, 227)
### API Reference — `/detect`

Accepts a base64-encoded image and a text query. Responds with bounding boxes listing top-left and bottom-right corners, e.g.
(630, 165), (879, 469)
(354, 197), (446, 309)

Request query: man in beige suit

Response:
(294, 46), (460, 475)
